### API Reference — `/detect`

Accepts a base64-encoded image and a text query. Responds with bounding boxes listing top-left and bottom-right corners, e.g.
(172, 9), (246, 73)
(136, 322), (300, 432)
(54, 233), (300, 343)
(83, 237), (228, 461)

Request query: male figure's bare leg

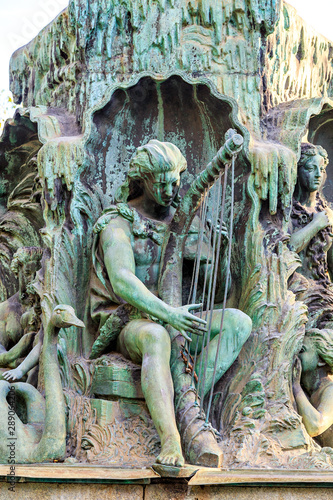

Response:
(193, 308), (252, 398)
(117, 319), (184, 466)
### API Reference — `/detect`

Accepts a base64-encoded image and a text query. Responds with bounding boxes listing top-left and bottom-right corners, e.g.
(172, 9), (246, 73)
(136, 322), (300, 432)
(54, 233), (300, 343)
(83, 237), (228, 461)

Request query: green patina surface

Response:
(0, 0), (332, 472)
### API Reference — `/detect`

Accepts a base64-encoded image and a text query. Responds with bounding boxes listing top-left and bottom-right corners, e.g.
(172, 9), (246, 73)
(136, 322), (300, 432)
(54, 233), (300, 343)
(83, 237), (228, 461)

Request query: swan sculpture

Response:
(0, 304), (84, 463)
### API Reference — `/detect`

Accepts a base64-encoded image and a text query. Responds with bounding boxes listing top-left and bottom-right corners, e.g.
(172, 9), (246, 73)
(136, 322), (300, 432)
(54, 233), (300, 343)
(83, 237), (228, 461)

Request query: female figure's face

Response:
(298, 154), (326, 193)
(299, 337), (320, 374)
(142, 170), (181, 207)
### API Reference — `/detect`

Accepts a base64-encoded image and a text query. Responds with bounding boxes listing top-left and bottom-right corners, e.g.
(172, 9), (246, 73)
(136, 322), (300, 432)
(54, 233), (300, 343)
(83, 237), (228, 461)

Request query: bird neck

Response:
(44, 323), (60, 345)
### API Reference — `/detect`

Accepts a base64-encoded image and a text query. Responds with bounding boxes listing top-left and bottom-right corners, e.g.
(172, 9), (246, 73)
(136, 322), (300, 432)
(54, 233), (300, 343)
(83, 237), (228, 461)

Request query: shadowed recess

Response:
(86, 75), (240, 203)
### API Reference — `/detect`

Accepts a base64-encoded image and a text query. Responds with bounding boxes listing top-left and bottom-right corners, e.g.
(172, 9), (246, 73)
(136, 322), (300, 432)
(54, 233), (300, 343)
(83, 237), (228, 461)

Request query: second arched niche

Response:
(309, 106), (333, 201)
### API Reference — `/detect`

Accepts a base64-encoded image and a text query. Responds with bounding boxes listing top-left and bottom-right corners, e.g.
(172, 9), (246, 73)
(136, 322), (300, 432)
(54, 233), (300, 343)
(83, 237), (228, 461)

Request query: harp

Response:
(159, 129), (243, 466)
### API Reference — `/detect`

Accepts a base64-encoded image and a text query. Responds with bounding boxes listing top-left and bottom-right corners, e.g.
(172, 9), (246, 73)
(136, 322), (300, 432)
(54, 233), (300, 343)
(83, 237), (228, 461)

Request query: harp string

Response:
(197, 188), (216, 316)
(195, 172), (224, 407)
(205, 154), (235, 422)
(198, 168), (229, 410)
(188, 185), (219, 394)
(187, 189), (208, 306)
(185, 188), (209, 372)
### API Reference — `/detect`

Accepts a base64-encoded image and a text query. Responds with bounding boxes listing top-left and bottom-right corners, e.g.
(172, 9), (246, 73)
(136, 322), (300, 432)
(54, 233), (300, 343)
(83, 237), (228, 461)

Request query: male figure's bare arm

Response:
(100, 219), (206, 338)
(3, 342), (41, 382)
(0, 332), (35, 367)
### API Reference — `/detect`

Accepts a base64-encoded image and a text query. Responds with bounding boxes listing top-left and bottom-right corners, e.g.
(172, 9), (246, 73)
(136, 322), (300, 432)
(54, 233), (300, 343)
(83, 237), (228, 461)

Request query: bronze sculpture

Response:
(289, 144), (333, 340)
(89, 139), (251, 466)
(291, 143), (333, 446)
(0, 247), (42, 373)
(1, 0), (333, 483)
(0, 304), (84, 463)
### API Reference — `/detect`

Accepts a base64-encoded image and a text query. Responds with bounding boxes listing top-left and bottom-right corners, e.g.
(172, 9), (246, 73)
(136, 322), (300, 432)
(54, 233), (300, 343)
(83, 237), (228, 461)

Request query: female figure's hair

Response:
(116, 140), (187, 203)
(11, 246), (44, 276)
(291, 143), (330, 286)
(306, 328), (333, 373)
(298, 143), (329, 170)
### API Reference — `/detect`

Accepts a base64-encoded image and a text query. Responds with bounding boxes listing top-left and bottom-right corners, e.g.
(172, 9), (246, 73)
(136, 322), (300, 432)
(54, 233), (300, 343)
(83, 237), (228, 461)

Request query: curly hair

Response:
(11, 247), (44, 276)
(116, 140), (187, 203)
(306, 328), (333, 373)
(298, 143), (329, 170)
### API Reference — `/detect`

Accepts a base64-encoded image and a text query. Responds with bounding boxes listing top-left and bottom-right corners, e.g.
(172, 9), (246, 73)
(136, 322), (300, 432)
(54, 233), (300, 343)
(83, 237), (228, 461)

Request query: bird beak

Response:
(71, 317), (85, 328)
(64, 312), (85, 328)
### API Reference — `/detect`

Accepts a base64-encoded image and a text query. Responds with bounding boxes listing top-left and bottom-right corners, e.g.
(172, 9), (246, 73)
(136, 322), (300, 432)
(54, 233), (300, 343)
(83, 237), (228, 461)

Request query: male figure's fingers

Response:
(187, 324), (205, 336)
(188, 314), (207, 325)
(184, 316), (206, 329)
(193, 325), (206, 333)
(187, 303), (203, 311)
(180, 330), (192, 342)
(190, 330), (204, 336)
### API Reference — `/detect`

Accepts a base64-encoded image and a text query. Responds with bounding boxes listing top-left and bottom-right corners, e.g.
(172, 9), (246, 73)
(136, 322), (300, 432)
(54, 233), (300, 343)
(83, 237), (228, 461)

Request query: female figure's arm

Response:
(327, 245), (333, 280)
(289, 211), (332, 253)
(323, 206), (333, 278)
(293, 357), (333, 436)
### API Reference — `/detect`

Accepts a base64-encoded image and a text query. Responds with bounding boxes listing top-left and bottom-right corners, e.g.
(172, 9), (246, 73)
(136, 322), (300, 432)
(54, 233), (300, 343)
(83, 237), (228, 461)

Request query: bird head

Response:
(51, 305), (85, 329)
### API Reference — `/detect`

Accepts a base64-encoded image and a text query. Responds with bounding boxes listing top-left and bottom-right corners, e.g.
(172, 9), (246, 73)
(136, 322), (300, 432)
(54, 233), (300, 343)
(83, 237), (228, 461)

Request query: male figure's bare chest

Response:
(131, 233), (163, 293)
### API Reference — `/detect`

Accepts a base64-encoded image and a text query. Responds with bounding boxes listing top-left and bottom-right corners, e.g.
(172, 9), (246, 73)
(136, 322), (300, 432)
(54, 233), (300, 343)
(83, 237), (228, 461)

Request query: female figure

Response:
(289, 143), (333, 332)
(293, 329), (333, 446)
(290, 143), (333, 442)
(90, 140), (251, 466)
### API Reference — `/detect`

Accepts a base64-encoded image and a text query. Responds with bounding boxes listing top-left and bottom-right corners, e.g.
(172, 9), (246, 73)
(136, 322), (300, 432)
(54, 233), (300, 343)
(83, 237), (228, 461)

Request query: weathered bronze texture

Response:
(0, 0), (333, 474)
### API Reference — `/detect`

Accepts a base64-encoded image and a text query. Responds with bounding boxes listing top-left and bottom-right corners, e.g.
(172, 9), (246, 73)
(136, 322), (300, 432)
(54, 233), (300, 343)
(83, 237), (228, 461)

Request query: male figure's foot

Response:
(156, 438), (185, 466)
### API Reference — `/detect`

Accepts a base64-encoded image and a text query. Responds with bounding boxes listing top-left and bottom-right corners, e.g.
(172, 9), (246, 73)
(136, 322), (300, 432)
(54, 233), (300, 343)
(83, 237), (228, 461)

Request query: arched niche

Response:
(86, 75), (247, 205)
(308, 107), (333, 201)
(0, 110), (41, 213)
